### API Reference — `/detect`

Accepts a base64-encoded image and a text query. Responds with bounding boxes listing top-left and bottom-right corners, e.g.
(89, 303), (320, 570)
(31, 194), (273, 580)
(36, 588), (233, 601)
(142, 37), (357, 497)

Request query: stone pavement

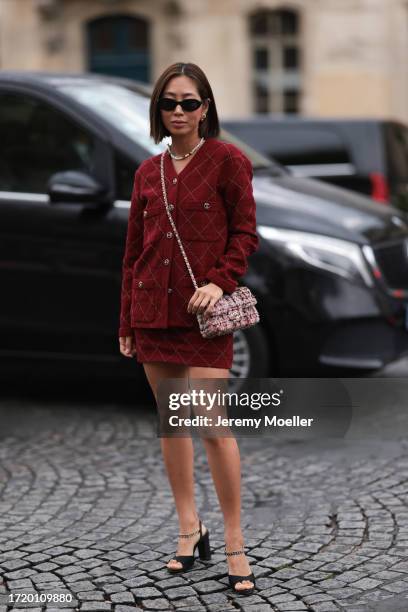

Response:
(0, 390), (408, 612)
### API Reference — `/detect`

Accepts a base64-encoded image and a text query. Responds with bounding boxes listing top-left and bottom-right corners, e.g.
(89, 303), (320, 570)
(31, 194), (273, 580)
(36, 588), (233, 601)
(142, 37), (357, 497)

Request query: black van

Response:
(1, 72), (408, 386)
(222, 117), (408, 213)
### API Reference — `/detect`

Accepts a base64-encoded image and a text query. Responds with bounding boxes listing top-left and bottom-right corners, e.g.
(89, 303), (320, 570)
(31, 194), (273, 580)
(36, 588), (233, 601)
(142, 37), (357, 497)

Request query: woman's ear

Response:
(203, 98), (210, 116)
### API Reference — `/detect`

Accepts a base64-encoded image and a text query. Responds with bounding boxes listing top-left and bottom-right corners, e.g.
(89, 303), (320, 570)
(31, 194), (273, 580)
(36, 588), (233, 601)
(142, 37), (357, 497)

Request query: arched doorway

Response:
(86, 14), (151, 82)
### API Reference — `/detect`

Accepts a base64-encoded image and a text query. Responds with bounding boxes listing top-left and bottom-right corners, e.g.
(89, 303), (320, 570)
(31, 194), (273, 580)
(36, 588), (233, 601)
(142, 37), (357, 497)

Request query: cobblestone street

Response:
(0, 380), (408, 612)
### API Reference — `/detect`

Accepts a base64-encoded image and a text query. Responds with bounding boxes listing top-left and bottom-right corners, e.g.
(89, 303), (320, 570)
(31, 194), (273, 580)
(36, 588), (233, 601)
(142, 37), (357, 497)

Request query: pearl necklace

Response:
(167, 137), (205, 160)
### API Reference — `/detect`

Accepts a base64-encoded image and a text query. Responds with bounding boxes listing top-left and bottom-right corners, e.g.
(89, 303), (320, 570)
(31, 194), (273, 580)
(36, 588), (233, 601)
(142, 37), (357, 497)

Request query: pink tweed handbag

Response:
(160, 152), (260, 338)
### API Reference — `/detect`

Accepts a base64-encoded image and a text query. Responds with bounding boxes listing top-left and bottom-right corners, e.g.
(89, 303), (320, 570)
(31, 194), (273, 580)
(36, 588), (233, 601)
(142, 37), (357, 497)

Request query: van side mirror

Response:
(47, 171), (108, 206)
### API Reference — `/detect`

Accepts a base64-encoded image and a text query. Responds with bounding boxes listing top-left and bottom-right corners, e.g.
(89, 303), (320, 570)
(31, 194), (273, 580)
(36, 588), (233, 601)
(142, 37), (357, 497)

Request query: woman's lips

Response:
(172, 122), (186, 126)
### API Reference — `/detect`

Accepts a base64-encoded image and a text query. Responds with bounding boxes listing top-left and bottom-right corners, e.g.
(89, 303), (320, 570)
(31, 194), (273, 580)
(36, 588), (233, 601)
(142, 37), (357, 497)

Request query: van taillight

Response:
(369, 172), (390, 203)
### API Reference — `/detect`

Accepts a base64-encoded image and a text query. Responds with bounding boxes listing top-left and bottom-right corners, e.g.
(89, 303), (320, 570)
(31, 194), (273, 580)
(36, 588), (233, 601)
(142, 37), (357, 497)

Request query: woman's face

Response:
(160, 75), (209, 139)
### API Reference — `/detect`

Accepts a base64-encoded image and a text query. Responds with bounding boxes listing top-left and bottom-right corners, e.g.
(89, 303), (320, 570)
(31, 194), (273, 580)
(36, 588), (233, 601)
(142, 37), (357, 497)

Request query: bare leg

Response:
(188, 365), (254, 591)
(143, 361), (208, 570)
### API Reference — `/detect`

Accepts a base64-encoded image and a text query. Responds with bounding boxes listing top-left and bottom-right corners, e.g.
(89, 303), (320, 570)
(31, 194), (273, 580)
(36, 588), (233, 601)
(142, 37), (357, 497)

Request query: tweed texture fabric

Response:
(196, 286), (259, 338)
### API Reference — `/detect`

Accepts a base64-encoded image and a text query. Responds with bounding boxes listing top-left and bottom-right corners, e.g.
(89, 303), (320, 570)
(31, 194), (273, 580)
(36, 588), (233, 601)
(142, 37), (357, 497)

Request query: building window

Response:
(86, 15), (150, 83)
(249, 9), (302, 114)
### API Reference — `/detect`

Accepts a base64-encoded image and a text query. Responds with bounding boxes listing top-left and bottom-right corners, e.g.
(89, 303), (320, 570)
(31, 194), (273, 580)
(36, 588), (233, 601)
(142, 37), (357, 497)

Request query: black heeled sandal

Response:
(225, 546), (256, 595)
(167, 518), (211, 574)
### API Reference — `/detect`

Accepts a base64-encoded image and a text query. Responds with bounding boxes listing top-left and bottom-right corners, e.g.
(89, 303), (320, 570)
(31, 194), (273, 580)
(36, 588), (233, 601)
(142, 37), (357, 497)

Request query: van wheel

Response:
(229, 325), (271, 393)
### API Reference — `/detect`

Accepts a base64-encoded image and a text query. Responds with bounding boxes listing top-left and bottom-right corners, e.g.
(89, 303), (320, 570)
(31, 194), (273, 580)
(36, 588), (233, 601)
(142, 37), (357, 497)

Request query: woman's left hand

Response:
(187, 282), (223, 319)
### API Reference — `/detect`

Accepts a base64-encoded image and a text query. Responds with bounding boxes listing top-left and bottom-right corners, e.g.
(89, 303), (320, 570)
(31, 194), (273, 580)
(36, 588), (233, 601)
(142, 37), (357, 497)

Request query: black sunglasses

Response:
(158, 97), (207, 112)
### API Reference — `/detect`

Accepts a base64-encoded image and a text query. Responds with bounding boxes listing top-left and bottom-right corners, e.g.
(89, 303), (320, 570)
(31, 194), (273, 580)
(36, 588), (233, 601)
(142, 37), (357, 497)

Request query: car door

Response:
(0, 87), (120, 362)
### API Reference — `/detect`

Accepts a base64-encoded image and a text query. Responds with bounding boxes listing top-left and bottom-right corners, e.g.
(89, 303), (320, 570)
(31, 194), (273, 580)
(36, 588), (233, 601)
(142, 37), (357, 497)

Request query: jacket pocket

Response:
(143, 204), (162, 218)
(142, 204), (163, 247)
(168, 276), (209, 327)
(131, 278), (160, 324)
(179, 201), (223, 242)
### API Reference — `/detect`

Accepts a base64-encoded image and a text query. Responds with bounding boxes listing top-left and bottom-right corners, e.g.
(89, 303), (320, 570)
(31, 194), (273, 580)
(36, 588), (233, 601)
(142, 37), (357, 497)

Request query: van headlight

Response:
(258, 226), (373, 287)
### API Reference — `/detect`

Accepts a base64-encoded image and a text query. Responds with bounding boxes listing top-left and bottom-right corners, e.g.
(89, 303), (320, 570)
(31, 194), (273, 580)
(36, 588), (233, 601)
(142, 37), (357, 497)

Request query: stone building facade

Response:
(0, 0), (407, 122)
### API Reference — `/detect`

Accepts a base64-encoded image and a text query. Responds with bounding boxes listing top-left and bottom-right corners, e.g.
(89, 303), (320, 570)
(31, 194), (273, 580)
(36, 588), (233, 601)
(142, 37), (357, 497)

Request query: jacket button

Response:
(169, 204), (174, 211)
(166, 231), (173, 238)
(168, 287), (173, 293)
(138, 281), (143, 287)
(172, 177), (178, 184)
(163, 258), (170, 265)
(203, 202), (210, 209)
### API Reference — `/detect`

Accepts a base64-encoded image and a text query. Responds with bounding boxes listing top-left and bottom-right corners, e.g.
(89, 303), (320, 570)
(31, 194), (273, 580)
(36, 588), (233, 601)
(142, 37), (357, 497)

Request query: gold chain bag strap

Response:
(160, 151), (260, 338)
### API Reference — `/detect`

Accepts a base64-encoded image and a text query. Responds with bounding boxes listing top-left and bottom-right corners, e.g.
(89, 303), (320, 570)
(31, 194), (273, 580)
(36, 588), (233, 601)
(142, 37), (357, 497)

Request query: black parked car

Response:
(222, 117), (408, 212)
(1, 71), (408, 388)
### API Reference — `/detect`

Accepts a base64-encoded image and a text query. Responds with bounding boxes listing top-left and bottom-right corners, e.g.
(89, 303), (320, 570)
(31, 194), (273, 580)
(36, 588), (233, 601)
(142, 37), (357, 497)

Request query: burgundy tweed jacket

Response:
(118, 137), (259, 336)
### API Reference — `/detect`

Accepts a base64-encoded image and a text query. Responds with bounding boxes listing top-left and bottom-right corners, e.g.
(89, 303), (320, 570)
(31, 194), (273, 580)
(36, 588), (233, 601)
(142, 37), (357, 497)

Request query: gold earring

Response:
(201, 114), (206, 121)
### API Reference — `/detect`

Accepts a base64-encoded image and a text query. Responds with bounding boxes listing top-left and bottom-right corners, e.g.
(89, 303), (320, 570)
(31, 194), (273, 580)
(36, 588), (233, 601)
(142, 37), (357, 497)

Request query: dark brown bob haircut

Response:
(149, 62), (220, 144)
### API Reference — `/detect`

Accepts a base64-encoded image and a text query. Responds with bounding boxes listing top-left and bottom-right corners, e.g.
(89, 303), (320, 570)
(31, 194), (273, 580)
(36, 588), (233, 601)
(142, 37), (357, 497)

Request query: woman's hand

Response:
(187, 282), (223, 319)
(119, 335), (137, 358)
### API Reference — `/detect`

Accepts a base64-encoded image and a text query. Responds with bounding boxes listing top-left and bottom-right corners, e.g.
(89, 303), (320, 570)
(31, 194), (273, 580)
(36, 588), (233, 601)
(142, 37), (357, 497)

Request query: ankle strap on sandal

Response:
(225, 546), (245, 556)
(178, 519), (202, 538)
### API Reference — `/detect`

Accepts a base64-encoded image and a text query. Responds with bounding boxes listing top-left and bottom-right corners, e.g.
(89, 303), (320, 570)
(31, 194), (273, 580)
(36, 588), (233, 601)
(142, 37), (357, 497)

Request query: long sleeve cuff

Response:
(205, 269), (237, 294)
(119, 326), (133, 338)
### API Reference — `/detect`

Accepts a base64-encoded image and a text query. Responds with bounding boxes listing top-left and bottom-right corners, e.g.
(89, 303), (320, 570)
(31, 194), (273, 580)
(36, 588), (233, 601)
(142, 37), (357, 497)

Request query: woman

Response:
(118, 62), (259, 595)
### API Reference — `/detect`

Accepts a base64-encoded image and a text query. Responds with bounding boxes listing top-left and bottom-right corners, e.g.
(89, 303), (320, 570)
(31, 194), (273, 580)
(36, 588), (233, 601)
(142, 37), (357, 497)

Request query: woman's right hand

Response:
(119, 336), (137, 358)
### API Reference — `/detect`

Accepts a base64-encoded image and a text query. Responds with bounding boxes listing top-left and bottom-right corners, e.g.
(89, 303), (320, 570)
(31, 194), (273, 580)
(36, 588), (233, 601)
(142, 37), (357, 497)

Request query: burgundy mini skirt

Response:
(132, 322), (233, 369)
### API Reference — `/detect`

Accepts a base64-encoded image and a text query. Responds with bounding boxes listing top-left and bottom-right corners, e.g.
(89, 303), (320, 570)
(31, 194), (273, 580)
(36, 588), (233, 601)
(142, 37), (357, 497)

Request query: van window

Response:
(259, 127), (351, 166)
(0, 92), (96, 193)
(223, 123), (353, 175)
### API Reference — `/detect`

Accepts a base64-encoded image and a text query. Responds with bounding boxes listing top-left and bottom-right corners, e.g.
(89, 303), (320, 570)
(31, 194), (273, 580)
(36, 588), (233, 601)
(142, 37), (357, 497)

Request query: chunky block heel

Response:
(167, 518), (211, 574)
(197, 528), (211, 560)
(225, 546), (256, 595)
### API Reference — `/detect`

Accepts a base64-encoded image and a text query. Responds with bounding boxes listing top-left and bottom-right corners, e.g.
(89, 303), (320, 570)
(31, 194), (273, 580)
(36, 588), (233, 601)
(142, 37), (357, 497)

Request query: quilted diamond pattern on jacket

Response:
(118, 137), (259, 336)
